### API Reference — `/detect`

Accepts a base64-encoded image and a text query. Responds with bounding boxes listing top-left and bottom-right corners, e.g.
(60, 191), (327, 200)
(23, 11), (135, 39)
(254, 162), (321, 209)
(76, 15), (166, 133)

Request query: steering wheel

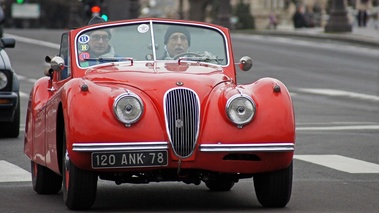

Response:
(173, 52), (202, 60)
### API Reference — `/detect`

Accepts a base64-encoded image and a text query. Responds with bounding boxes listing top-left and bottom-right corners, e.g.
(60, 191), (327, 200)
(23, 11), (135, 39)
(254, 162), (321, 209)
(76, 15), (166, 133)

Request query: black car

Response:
(0, 37), (19, 138)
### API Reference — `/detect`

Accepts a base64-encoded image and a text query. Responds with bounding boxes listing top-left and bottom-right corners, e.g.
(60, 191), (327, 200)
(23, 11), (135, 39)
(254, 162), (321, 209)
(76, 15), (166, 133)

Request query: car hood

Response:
(83, 62), (233, 94)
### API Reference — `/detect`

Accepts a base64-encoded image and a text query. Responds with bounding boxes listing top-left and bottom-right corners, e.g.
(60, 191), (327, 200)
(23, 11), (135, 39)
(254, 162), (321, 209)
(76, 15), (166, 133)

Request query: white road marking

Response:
(1, 154), (379, 183)
(232, 34), (379, 56)
(296, 125), (379, 131)
(294, 155), (379, 174)
(0, 160), (31, 182)
(296, 88), (379, 102)
(20, 91), (29, 99)
(5, 33), (60, 49)
(17, 75), (37, 83)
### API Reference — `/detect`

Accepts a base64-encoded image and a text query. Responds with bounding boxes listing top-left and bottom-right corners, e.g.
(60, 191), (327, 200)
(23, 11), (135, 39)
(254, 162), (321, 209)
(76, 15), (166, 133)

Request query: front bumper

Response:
(72, 142), (294, 153)
(71, 141), (294, 174)
(0, 91), (18, 122)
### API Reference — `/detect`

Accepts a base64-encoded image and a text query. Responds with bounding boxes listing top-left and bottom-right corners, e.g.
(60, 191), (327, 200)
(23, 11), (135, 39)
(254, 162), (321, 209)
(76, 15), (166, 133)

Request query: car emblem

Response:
(175, 119), (184, 128)
(176, 81), (184, 86)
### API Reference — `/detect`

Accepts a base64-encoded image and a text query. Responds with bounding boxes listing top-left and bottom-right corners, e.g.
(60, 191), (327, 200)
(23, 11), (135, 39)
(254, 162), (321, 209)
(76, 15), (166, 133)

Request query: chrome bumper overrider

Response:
(199, 143), (295, 152)
(72, 142), (169, 152)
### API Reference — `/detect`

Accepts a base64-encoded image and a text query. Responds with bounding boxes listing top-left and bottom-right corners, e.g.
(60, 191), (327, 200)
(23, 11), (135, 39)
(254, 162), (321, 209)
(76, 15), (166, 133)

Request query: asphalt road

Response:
(0, 28), (378, 212)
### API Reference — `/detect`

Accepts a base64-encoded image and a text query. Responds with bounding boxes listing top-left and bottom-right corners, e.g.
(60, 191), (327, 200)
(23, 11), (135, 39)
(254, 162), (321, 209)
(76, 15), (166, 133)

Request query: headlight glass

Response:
(113, 93), (144, 126)
(226, 94), (255, 126)
(0, 72), (8, 90)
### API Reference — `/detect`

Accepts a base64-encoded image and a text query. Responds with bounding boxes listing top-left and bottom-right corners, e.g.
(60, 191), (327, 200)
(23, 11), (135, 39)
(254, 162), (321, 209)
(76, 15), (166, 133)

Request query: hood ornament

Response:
(176, 81), (184, 86)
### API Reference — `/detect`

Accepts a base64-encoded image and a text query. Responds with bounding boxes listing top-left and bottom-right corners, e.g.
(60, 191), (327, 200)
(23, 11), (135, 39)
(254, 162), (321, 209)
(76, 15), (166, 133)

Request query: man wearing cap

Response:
(87, 16), (115, 58)
(161, 25), (191, 59)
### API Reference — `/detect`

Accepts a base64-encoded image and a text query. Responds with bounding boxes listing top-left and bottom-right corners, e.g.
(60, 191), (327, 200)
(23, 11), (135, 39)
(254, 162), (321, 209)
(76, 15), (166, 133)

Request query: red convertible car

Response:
(24, 17), (295, 210)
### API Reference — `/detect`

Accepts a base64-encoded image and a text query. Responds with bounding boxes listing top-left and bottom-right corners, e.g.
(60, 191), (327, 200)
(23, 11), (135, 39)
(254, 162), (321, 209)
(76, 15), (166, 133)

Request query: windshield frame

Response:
(74, 19), (230, 69)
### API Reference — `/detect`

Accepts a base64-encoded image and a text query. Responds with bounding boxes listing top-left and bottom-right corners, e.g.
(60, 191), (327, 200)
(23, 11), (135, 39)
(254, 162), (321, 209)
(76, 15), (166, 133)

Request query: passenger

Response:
(161, 25), (191, 59)
(87, 16), (115, 58)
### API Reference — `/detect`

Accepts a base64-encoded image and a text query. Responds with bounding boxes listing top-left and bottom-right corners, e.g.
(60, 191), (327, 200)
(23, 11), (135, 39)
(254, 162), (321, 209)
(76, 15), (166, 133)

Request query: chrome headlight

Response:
(113, 93), (144, 126)
(226, 94), (255, 127)
(0, 72), (8, 90)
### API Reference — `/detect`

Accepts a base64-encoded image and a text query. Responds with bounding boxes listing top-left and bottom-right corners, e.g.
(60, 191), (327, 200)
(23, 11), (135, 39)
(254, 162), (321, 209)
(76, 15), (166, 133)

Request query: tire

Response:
(31, 161), (62, 194)
(62, 127), (97, 210)
(253, 161), (293, 208)
(205, 178), (235, 191)
(0, 97), (20, 138)
(8, 98), (20, 138)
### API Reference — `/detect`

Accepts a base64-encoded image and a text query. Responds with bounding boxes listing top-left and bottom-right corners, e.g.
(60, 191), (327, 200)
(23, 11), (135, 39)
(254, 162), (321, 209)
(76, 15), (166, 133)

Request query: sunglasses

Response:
(91, 35), (111, 41)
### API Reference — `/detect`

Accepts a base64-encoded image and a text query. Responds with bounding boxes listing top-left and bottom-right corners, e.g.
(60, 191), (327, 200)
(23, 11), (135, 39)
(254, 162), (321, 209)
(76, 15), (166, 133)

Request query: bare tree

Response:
(188, 0), (212, 21)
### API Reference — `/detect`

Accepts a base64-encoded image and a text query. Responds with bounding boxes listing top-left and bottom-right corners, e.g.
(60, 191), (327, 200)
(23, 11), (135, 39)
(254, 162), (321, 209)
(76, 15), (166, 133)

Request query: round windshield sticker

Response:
(78, 44), (89, 52)
(78, 34), (90, 44)
(137, 24), (149, 33)
(79, 52), (90, 61)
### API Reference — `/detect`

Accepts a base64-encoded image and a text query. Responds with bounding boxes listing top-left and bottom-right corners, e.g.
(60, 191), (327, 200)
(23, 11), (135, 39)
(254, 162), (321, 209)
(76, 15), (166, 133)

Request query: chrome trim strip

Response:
(73, 142), (168, 152)
(199, 143), (295, 152)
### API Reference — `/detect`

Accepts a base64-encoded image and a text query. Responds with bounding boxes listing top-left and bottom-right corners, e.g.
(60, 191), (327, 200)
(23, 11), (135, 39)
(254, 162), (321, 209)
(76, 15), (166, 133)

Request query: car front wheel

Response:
(62, 128), (97, 210)
(253, 161), (293, 208)
(0, 96), (20, 138)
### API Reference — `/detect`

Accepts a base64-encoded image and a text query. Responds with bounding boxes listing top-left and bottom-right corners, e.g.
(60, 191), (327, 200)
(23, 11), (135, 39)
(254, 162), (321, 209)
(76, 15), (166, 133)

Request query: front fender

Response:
(24, 77), (51, 162)
(62, 79), (169, 169)
(200, 77), (295, 146)
(12, 73), (19, 92)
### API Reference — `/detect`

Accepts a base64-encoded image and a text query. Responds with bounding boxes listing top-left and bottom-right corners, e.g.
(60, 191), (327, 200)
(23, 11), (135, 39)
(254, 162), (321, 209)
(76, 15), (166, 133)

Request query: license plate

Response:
(91, 151), (168, 169)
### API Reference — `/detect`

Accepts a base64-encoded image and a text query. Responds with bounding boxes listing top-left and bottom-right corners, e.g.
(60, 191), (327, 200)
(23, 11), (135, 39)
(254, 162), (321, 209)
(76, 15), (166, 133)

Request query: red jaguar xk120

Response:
(24, 17), (295, 210)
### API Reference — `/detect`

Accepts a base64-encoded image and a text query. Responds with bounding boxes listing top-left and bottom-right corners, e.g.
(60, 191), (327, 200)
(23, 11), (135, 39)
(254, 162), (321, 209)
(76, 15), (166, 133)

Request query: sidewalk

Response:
(249, 24), (379, 47)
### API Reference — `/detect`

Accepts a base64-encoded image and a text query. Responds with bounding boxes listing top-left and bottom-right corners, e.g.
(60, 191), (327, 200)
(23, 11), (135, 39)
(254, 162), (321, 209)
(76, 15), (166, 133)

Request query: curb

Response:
(233, 29), (379, 48)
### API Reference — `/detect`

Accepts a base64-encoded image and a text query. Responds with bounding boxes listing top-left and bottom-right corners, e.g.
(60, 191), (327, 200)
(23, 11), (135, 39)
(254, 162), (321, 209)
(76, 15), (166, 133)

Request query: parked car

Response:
(0, 37), (19, 138)
(24, 17), (295, 210)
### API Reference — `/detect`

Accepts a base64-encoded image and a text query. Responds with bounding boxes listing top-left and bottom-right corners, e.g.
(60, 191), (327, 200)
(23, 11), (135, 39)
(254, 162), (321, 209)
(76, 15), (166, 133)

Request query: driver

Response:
(161, 26), (191, 59)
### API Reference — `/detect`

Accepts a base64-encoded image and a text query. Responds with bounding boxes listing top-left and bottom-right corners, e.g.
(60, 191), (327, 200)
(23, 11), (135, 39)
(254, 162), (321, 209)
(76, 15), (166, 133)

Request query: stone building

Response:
(137, 0), (378, 30)
(139, 0), (330, 29)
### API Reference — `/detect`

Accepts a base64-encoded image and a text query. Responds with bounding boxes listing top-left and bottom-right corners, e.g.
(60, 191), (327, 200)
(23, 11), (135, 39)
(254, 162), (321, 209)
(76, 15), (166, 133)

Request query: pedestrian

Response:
(0, 0), (5, 38)
(303, 4), (315, 28)
(269, 11), (278, 29)
(313, 2), (322, 27)
(293, 6), (307, 29)
(356, 0), (372, 27)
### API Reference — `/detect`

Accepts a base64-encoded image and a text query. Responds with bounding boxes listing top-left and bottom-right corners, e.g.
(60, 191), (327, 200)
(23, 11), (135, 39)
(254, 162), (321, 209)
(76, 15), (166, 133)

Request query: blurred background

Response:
(1, 0), (378, 30)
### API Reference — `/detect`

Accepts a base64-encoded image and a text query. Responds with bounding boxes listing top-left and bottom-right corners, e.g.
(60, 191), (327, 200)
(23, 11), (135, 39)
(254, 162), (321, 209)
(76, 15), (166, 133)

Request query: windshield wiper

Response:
(178, 56), (224, 64)
(84, 57), (133, 63)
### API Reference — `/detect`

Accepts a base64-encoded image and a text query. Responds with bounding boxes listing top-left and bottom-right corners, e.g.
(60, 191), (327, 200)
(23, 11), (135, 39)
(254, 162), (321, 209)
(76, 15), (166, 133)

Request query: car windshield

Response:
(76, 21), (228, 68)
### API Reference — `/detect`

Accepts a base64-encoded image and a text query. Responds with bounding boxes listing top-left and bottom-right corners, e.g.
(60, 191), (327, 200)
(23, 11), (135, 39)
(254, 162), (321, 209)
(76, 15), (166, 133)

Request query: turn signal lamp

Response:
(0, 99), (11, 104)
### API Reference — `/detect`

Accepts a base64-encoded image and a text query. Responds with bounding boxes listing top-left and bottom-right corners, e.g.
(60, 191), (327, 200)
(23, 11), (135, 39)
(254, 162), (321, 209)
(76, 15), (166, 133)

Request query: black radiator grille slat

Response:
(165, 88), (199, 158)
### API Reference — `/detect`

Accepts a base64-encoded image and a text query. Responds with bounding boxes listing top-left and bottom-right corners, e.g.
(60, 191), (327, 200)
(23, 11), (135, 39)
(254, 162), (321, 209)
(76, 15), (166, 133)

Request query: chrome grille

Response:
(164, 88), (200, 158)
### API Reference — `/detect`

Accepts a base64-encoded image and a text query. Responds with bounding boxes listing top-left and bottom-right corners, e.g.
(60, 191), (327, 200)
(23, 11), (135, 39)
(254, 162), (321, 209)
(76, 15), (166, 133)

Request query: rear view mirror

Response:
(238, 56), (253, 71)
(0, 38), (16, 49)
(45, 56), (65, 72)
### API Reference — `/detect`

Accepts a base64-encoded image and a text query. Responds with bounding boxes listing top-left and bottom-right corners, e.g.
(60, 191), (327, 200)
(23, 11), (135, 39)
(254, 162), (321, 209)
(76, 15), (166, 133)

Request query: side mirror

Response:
(0, 38), (16, 49)
(45, 56), (65, 72)
(238, 56), (253, 71)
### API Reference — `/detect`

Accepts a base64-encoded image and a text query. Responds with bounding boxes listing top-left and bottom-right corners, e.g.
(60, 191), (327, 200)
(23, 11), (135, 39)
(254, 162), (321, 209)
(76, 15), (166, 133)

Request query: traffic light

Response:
(83, 0), (108, 21)
(16, 0), (24, 4)
(101, 14), (108, 21)
(91, 5), (101, 16)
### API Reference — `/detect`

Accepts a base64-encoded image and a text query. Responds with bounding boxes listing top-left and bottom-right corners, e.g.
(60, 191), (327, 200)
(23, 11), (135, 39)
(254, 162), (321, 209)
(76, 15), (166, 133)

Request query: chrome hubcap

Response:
(64, 150), (70, 170)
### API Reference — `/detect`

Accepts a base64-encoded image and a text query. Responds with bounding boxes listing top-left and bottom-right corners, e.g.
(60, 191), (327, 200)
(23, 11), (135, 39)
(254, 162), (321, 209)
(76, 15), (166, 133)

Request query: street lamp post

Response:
(325, 0), (352, 33)
(217, 0), (231, 29)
